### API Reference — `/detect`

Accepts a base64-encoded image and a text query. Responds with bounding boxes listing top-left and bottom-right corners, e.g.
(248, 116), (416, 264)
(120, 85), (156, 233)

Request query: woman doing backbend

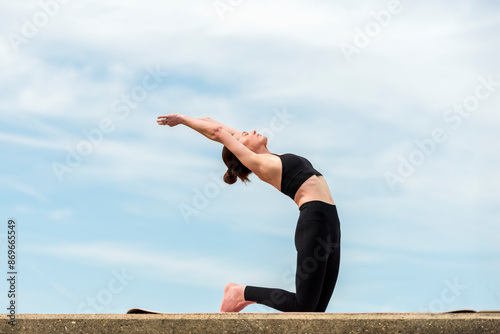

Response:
(157, 114), (341, 313)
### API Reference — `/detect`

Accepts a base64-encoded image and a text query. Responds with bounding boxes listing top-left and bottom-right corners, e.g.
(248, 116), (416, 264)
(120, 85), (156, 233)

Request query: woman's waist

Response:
(299, 199), (336, 211)
(294, 176), (334, 208)
(298, 200), (339, 226)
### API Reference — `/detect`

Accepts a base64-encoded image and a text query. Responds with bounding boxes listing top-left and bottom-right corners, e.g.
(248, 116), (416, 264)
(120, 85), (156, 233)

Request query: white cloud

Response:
(29, 242), (276, 288)
(0, 131), (63, 150)
(49, 209), (74, 221)
(0, 174), (48, 202)
(1, 0), (499, 314)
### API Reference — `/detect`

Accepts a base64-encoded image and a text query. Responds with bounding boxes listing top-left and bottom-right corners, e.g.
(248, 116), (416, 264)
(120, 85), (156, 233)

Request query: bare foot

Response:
(220, 283), (255, 312)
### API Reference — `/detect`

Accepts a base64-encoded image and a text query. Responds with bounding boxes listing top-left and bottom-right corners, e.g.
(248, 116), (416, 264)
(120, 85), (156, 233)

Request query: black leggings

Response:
(244, 200), (341, 312)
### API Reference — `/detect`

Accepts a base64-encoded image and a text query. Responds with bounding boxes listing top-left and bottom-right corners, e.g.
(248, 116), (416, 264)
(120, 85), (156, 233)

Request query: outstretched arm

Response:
(157, 114), (222, 142)
(198, 117), (241, 137)
(157, 114), (264, 172)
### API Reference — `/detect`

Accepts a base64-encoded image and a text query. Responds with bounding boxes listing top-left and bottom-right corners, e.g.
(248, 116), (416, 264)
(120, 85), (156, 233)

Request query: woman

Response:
(157, 114), (341, 313)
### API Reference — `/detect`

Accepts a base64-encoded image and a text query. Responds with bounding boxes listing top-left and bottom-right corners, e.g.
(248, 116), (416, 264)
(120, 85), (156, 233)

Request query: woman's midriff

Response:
(293, 175), (335, 209)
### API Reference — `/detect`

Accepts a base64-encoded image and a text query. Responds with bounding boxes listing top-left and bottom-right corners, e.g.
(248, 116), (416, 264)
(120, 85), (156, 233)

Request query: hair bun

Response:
(223, 169), (237, 185)
(222, 145), (252, 185)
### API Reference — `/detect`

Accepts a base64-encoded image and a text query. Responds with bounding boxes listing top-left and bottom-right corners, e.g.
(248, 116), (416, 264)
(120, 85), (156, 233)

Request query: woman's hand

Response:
(157, 114), (224, 143)
(157, 114), (184, 127)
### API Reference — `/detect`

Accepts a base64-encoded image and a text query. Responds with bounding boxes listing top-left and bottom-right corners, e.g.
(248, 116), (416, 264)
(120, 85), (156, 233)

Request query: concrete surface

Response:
(1, 313), (500, 333)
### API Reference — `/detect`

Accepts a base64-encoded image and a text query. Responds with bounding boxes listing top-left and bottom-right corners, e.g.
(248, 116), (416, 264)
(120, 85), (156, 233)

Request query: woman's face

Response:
(237, 130), (268, 150)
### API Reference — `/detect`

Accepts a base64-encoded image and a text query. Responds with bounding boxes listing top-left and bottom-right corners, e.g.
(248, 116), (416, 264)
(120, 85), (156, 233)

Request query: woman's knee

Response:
(295, 297), (320, 312)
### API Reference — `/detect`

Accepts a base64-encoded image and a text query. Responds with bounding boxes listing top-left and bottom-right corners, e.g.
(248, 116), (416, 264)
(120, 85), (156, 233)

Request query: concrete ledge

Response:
(2, 313), (500, 334)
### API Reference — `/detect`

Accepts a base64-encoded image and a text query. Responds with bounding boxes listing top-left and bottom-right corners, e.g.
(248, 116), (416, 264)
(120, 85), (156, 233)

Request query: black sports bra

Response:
(273, 153), (322, 200)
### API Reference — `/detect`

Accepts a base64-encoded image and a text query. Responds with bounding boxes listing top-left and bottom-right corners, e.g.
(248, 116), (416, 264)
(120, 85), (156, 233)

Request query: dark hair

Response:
(222, 146), (252, 184)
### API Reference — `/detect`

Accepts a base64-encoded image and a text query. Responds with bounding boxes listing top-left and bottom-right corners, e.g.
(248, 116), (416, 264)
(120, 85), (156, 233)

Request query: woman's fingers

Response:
(157, 114), (178, 119)
(157, 115), (171, 126)
(157, 114), (182, 126)
(156, 118), (177, 126)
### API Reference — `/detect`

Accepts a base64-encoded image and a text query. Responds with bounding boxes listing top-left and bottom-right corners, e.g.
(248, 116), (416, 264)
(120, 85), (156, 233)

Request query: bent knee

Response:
(295, 301), (319, 312)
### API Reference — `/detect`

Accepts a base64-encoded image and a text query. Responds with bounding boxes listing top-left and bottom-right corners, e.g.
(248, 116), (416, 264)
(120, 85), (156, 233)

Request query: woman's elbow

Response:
(211, 126), (224, 141)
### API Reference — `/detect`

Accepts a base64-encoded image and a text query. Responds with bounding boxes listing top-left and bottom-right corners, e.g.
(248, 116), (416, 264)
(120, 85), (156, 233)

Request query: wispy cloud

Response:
(49, 209), (74, 221)
(0, 174), (48, 202)
(28, 242), (277, 288)
(1, 0), (499, 314)
(0, 131), (63, 150)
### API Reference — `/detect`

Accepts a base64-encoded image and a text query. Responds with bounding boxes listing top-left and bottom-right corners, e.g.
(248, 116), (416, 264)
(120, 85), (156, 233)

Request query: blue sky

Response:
(1, 0), (499, 314)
